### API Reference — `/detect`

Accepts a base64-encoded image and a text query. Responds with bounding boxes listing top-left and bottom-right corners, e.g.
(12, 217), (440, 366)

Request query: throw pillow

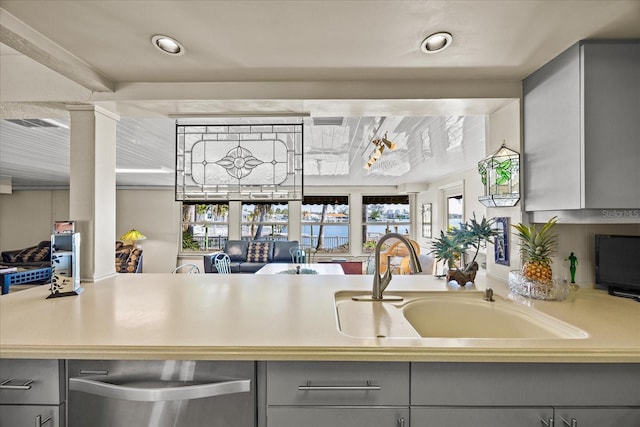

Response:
(246, 242), (271, 263)
(11, 245), (51, 262)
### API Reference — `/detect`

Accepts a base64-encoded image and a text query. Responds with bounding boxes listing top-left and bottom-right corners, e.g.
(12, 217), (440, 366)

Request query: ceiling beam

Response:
(0, 8), (115, 93)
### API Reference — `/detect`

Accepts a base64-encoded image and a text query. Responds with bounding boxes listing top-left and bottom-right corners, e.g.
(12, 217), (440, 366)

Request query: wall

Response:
(550, 223), (640, 286)
(1, 189), (180, 273)
(0, 190), (69, 251)
(116, 189), (181, 273)
(416, 167), (486, 274)
(485, 100), (523, 280)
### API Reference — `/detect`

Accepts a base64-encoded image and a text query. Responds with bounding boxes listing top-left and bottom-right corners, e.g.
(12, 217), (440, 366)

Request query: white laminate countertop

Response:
(0, 273), (638, 362)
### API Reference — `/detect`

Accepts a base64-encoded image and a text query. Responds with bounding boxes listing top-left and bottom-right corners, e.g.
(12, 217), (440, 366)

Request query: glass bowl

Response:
(508, 271), (569, 301)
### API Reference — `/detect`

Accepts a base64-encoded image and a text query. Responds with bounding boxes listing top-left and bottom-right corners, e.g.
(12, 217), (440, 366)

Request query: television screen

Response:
(595, 234), (640, 297)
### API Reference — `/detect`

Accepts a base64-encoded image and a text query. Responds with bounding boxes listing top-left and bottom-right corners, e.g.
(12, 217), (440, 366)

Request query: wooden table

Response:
(318, 260), (363, 275)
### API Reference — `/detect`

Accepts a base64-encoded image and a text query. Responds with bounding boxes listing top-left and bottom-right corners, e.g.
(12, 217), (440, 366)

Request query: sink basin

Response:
(335, 291), (588, 340)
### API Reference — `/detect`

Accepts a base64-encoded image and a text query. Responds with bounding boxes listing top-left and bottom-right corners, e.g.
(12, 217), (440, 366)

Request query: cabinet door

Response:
(523, 42), (582, 211)
(0, 404), (63, 427)
(0, 359), (64, 405)
(582, 42), (640, 209)
(554, 407), (640, 427)
(523, 40), (640, 211)
(267, 407), (408, 427)
(411, 406), (552, 427)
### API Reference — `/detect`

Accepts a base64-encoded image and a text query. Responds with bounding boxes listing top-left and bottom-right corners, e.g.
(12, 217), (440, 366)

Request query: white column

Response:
(228, 201), (242, 240)
(67, 105), (119, 282)
(350, 191), (363, 256)
(287, 200), (302, 243)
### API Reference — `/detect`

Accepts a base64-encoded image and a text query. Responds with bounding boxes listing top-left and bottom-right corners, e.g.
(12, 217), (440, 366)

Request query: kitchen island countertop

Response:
(0, 273), (638, 362)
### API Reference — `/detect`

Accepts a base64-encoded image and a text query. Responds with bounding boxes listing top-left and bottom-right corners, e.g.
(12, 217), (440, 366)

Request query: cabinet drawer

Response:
(0, 404), (64, 427)
(0, 359), (64, 405)
(267, 407), (409, 427)
(411, 363), (640, 406)
(554, 407), (640, 427)
(267, 361), (409, 406)
(411, 406), (552, 427)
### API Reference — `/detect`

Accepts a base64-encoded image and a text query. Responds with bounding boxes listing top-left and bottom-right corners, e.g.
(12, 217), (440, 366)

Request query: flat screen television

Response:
(595, 234), (640, 299)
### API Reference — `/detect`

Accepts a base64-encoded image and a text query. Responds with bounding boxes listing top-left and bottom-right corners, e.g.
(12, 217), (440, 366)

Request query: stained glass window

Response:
(176, 123), (303, 201)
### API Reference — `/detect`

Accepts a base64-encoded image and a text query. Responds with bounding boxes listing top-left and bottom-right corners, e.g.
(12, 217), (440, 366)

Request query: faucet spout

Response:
(371, 233), (422, 300)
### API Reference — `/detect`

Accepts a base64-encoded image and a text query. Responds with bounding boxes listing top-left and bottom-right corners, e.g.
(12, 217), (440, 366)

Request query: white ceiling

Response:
(1, 1), (639, 188)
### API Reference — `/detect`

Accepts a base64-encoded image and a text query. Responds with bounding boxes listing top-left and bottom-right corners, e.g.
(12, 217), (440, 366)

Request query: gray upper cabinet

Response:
(523, 40), (640, 212)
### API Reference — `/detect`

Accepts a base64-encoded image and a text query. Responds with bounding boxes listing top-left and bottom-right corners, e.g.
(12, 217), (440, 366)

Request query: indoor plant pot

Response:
(431, 214), (498, 285)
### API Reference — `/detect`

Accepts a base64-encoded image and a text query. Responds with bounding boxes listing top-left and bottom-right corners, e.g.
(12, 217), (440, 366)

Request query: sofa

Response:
(1, 240), (51, 268)
(203, 240), (300, 274)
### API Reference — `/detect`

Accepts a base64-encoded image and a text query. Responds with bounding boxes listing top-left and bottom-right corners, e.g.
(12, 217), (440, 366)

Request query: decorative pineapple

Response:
(512, 216), (558, 284)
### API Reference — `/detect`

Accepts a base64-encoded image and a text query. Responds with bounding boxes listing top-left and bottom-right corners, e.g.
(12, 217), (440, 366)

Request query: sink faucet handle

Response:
(484, 288), (494, 302)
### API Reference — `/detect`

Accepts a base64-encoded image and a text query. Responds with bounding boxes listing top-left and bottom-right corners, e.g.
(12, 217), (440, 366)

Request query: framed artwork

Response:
(421, 203), (432, 238)
(494, 217), (509, 266)
(54, 221), (74, 234)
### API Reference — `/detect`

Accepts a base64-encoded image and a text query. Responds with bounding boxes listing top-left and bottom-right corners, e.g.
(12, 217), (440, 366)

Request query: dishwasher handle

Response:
(69, 377), (250, 402)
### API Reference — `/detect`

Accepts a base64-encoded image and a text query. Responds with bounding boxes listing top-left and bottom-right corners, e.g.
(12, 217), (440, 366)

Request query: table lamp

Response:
(119, 229), (147, 247)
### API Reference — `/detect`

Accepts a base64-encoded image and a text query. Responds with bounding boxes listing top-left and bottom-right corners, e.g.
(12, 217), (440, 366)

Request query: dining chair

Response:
(213, 252), (232, 274)
(289, 246), (306, 263)
(171, 263), (200, 274)
(305, 247), (317, 263)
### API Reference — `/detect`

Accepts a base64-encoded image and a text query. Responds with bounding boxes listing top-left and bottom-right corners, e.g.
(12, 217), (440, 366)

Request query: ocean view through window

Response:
(241, 203), (289, 240)
(301, 196), (350, 253)
(362, 195), (411, 252)
(181, 203), (229, 252)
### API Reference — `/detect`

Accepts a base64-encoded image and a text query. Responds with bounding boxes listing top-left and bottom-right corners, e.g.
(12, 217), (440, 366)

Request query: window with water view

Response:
(181, 203), (229, 252)
(362, 195), (411, 252)
(301, 196), (349, 253)
(241, 203), (289, 240)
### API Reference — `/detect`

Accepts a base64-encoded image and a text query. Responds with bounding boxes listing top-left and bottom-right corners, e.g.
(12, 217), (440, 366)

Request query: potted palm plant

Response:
(430, 214), (498, 285)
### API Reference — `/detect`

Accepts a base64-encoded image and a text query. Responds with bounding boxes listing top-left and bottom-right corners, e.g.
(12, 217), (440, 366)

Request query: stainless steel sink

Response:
(335, 291), (588, 340)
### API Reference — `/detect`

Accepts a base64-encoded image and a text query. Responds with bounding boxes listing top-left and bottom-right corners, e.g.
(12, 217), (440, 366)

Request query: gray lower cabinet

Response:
(0, 404), (63, 427)
(268, 407), (409, 427)
(0, 359), (66, 427)
(265, 361), (410, 427)
(553, 407), (640, 427)
(410, 407), (640, 427)
(411, 407), (553, 427)
(264, 362), (640, 427)
(411, 363), (640, 427)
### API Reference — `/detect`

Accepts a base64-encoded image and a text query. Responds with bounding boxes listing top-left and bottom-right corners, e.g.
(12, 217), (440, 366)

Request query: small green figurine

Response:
(565, 252), (578, 284)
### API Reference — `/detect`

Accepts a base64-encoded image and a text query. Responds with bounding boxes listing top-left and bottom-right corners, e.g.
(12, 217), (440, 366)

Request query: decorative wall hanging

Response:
(494, 216), (510, 266)
(478, 141), (520, 207)
(364, 132), (398, 169)
(421, 203), (432, 238)
(176, 123), (303, 201)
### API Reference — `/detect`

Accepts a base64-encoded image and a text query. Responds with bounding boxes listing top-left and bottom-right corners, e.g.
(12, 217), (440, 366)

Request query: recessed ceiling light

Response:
(420, 32), (453, 54)
(151, 35), (185, 56)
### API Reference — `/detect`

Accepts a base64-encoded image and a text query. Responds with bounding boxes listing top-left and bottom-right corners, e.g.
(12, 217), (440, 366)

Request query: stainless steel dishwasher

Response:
(68, 360), (255, 427)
